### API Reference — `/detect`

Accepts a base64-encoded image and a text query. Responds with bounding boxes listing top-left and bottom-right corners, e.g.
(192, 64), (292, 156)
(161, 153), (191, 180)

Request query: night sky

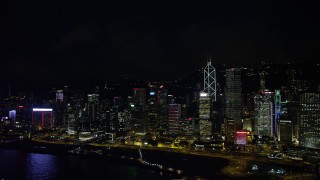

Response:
(0, 0), (318, 89)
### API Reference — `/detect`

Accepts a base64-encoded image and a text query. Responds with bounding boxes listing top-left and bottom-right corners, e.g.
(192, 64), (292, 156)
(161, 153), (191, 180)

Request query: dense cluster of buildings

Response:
(1, 62), (319, 149)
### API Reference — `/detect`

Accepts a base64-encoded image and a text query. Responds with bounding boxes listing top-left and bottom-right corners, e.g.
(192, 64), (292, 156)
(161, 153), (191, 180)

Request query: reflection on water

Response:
(26, 153), (57, 179)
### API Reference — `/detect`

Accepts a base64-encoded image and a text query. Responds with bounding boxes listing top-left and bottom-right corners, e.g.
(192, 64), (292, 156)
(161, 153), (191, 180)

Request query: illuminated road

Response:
(32, 137), (307, 167)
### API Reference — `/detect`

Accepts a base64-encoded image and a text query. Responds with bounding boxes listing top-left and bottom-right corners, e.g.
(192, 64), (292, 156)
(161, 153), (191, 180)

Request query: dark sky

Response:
(0, 0), (318, 89)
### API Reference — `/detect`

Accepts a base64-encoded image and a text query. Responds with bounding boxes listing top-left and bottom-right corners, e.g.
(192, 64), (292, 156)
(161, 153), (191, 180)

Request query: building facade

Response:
(254, 90), (274, 137)
(298, 92), (320, 149)
(168, 104), (181, 135)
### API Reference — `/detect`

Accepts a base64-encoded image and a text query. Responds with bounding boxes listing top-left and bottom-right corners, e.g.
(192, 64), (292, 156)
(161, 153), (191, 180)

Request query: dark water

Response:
(0, 148), (180, 180)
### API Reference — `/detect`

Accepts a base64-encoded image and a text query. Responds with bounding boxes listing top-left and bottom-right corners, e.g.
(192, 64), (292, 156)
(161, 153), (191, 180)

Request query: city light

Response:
(32, 108), (53, 112)
(200, 92), (208, 97)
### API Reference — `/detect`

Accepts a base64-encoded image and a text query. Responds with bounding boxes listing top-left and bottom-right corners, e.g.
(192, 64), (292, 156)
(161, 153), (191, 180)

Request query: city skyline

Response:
(1, 50), (320, 179)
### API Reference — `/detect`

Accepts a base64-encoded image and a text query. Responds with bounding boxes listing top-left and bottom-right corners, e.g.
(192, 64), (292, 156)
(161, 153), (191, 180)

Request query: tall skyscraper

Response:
(224, 68), (242, 142)
(298, 92), (320, 149)
(197, 61), (217, 138)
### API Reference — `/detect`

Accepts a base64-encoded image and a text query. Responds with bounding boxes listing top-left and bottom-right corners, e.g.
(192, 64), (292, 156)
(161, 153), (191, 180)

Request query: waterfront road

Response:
(30, 138), (315, 178)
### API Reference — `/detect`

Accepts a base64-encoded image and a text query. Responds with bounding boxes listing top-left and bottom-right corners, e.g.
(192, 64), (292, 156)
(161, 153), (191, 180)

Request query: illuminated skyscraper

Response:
(254, 90), (274, 137)
(298, 92), (320, 149)
(168, 104), (181, 135)
(199, 92), (212, 137)
(225, 68), (242, 142)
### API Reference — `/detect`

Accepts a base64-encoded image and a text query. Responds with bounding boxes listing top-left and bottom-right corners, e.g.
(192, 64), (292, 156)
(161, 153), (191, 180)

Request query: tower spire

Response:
(203, 60), (217, 101)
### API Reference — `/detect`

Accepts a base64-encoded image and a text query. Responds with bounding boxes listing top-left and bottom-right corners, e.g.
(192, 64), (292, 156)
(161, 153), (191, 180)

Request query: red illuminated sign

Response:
(236, 131), (247, 145)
